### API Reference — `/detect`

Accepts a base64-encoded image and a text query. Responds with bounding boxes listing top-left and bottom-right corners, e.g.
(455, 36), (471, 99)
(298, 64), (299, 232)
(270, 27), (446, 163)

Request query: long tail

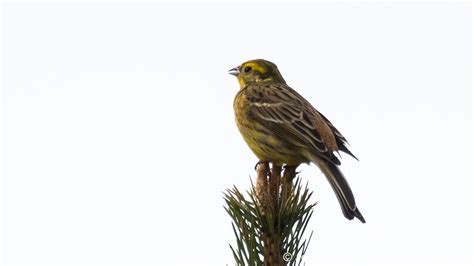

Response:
(311, 156), (366, 223)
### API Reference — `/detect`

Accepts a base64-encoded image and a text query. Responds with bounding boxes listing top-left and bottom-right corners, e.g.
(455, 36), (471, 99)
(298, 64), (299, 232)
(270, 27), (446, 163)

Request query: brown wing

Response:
(244, 83), (343, 165)
(317, 111), (358, 160)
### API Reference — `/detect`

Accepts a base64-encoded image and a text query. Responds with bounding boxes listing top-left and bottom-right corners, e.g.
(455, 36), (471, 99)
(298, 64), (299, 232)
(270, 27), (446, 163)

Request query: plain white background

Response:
(1, 1), (472, 265)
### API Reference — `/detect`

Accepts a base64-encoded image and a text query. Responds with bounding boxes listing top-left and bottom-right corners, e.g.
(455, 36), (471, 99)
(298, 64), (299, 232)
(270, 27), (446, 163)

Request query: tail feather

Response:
(311, 156), (365, 223)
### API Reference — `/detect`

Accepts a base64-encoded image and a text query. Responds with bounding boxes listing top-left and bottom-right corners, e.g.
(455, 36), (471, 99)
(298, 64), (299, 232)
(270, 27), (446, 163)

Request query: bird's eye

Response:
(243, 66), (252, 73)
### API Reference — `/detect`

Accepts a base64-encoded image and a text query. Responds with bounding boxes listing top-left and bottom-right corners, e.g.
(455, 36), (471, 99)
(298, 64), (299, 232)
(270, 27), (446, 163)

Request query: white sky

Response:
(1, 1), (472, 265)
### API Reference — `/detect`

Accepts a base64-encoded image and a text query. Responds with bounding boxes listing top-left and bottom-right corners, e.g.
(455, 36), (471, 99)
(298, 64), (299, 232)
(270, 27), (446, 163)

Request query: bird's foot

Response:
(283, 165), (299, 180)
(254, 160), (269, 170)
(254, 160), (271, 177)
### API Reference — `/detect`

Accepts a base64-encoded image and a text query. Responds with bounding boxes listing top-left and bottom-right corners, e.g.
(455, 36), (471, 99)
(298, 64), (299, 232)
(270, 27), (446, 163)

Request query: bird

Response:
(229, 59), (365, 223)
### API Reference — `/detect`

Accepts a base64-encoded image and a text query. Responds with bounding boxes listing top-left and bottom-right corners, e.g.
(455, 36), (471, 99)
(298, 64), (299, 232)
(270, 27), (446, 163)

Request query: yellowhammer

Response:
(229, 59), (365, 223)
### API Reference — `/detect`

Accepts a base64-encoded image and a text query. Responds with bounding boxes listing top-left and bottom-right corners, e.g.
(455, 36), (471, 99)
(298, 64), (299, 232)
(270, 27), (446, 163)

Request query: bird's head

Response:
(229, 59), (286, 88)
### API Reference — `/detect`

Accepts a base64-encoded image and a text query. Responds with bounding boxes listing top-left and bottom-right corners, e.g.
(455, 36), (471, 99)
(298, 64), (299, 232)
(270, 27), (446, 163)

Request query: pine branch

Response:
(224, 163), (316, 265)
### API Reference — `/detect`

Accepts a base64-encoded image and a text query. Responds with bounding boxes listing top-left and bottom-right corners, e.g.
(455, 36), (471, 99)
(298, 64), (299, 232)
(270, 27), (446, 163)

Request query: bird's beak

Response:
(228, 67), (240, 76)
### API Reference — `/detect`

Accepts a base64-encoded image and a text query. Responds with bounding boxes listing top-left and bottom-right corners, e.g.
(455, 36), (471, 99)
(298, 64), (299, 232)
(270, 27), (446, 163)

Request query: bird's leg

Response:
(283, 165), (297, 181)
(282, 165), (298, 201)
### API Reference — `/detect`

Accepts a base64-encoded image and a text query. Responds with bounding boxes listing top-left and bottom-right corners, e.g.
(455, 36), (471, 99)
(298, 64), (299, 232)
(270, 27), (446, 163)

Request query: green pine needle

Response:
(224, 177), (316, 265)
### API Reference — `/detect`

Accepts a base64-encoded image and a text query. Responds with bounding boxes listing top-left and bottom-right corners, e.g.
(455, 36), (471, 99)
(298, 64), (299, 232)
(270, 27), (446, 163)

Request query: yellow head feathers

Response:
(229, 59), (286, 88)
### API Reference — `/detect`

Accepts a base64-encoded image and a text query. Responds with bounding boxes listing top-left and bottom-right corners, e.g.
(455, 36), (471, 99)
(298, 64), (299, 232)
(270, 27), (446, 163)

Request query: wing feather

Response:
(244, 83), (342, 165)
